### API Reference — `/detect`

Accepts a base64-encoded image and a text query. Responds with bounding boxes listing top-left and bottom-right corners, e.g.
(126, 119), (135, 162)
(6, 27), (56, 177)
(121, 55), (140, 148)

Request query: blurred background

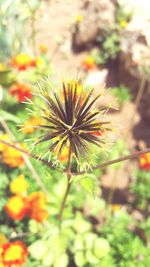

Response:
(0, 0), (150, 267)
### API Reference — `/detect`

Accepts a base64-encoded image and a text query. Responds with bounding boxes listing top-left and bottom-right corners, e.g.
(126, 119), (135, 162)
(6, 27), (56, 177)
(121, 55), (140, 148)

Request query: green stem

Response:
(58, 146), (72, 222)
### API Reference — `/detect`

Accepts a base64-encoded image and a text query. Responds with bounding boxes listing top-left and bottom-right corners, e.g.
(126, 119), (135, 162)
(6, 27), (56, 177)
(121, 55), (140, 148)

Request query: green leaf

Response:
(54, 253), (69, 267)
(84, 233), (97, 249)
(29, 240), (48, 260)
(42, 251), (54, 266)
(74, 251), (87, 267)
(80, 175), (98, 196)
(73, 212), (91, 233)
(86, 250), (99, 264)
(93, 238), (110, 259)
(74, 235), (84, 250)
(73, 174), (98, 196)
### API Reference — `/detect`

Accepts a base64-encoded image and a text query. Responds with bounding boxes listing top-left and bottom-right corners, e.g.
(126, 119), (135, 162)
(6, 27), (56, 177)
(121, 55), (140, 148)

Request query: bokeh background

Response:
(0, 0), (150, 267)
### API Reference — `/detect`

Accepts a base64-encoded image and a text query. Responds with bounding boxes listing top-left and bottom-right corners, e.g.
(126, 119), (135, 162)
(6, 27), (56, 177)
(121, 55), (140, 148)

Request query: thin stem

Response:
(76, 148), (150, 174)
(58, 146), (72, 222)
(0, 139), (150, 174)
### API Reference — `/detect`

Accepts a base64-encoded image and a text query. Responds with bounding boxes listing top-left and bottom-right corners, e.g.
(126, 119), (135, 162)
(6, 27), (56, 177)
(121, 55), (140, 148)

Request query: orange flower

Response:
(1, 241), (28, 266)
(11, 53), (35, 71)
(81, 56), (97, 71)
(21, 116), (43, 134)
(9, 83), (32, 102)
(111, 204), (122, 213)
(0, 248), (6, 267)
(27, 192), (48, 222)
(4, 195), (29, 221)
(39, 43), (48, 54)
(139, 152), (150, 171)
(2, 143), (26, 168)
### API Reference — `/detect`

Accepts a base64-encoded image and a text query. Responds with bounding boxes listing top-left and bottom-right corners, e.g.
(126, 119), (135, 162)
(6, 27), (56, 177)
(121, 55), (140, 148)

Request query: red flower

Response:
(139, 152), (150, 171)
(1, 241), (28, 266)
(11, 54), (35, 71)
(89, 131), (103, 136)
(9, 83), (32, 102)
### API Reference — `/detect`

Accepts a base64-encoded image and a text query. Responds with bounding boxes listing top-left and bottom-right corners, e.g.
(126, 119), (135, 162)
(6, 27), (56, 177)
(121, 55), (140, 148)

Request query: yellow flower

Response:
(21, 116), (43, 134)
(2, 143), (26, 168)
(35, 57), (44, 67)
(1, 241), (28, 266)
(111, 204), (122, 213)
(81, 56), (97, 70)
(10, 175), (29, 194)
(120, 20), (127, 28)
(0, 134), (10, 152)
(75, 15), (84, 23)
(39, 43), (48, 53)
(5, 195), (28, 221)
(0, 64), (6, 72)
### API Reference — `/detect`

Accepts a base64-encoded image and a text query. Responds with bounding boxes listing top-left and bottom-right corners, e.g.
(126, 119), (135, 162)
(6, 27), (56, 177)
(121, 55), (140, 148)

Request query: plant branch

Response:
(0, 139), (150, 175)
(0, 139), (57, 169)
(75, 148), (150, 174)
(58, 146), (72, 222)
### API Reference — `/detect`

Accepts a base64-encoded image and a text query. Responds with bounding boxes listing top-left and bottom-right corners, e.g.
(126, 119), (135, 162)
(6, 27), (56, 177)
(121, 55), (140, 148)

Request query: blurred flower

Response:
(0, 247), (6, 267)
(1, 241), (27, 266)
(11, 53), (35, 71)
(4, 195), (28, 221)
(9, 83), (32, 102)
(54, 145), (69, 162)
(75, 14), (84, 23)
(139, 152), (150, 171)
(39, 43), (48, 54)
(0, 64), (6, 72)
(27, 192), (48, 222)
(9, 175), (29, 195)
(119, 20), (128, 28)
(0, 134), (10, 152)
(2, 143), (26, 168)
(21, 116), (43, 134)
(81, 56), (97, 71)
(111, 204), (122, 213)
(0, 234), (7, 247)
(35, 57), (44, 68)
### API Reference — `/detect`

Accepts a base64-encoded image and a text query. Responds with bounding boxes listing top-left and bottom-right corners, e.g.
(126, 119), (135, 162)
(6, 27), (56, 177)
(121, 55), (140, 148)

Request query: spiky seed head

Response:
(28, 79), (114, 162)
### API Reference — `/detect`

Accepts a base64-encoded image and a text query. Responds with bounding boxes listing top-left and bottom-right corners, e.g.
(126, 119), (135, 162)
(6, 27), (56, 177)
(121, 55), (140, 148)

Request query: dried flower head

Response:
(23, 79), (114, 163)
